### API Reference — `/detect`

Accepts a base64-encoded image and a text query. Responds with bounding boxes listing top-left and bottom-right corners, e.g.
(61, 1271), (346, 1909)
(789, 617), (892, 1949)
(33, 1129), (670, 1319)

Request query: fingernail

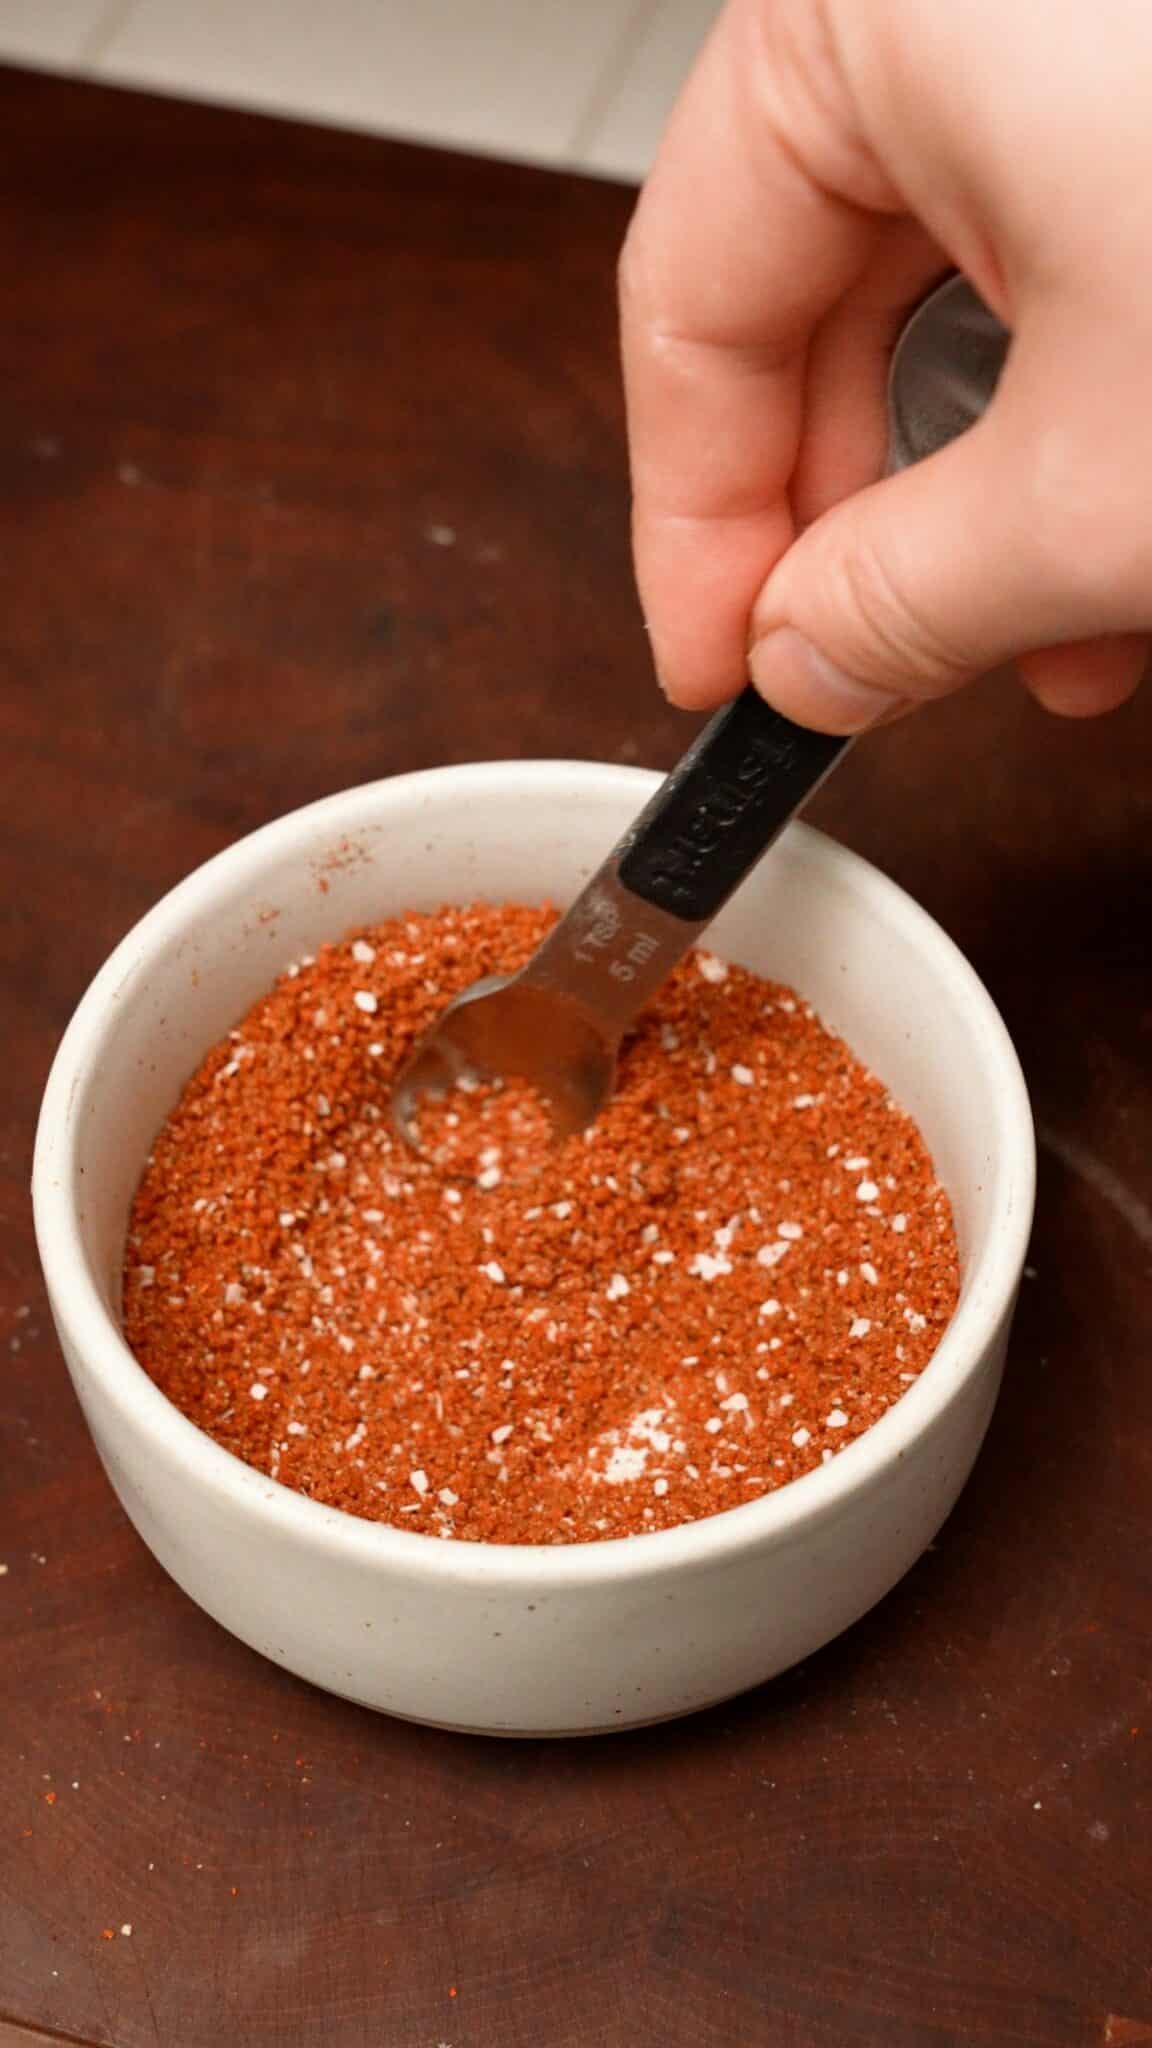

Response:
(748, 626), (904, 734)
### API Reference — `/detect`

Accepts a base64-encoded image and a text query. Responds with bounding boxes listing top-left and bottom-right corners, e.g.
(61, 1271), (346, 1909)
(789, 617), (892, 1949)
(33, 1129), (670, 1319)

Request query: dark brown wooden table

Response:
(2, 63), (1150, 2048)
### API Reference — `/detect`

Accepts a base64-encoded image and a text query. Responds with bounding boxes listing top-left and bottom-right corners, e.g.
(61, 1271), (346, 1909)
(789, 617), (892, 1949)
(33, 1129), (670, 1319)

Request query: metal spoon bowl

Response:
(391, 972), (614, 1152)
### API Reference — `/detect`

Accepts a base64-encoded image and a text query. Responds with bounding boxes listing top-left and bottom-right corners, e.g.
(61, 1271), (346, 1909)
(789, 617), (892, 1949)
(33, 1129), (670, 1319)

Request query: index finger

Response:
(620, 0), (874, 708)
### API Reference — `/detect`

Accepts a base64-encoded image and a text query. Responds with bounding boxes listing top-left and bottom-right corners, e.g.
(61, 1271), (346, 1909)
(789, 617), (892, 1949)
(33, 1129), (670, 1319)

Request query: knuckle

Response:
(831, 526), (973, 681)
(616, 230), (642, 313)
(617, 213), (661, 332)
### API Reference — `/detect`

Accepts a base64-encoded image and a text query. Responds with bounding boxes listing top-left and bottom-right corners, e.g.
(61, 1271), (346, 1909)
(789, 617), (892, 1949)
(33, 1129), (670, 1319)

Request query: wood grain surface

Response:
(1, 63), (1149, 2048)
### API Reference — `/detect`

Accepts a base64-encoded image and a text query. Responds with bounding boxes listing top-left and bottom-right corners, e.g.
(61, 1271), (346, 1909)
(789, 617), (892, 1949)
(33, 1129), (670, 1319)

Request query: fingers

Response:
(746, 321), (1152, 732)
(624, 0), (1152, 733)
(790, 220), (947, 529)
(1016, 635), (1147, 717)
(619, 0), (875, 710)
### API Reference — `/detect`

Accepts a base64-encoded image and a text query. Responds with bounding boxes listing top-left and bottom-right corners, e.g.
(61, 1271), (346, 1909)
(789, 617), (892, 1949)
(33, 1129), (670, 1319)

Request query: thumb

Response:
(746, 384), (1138, 732)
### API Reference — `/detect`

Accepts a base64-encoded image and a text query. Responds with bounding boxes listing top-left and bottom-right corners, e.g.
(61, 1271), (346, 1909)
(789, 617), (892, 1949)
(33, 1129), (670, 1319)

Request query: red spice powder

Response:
(122, 904), (960, 1544)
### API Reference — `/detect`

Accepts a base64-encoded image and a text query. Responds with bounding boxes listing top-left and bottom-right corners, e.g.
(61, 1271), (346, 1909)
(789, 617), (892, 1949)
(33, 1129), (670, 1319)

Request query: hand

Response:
(619, 0), (1152, 732)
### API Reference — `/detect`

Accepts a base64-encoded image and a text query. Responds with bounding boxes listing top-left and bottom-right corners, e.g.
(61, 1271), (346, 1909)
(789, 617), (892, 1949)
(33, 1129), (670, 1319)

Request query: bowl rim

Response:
(33, 760), (1036, 1591)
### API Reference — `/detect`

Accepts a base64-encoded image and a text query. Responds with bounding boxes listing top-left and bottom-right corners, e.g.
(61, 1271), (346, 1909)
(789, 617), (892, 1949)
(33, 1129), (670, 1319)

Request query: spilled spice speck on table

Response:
(122, 904), (959, 1543)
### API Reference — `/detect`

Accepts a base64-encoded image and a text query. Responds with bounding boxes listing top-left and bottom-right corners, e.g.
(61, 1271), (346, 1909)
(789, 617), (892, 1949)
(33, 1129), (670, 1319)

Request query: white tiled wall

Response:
(576, 0), (719, 180)
(0, 0), (120, 68)
(0, 0), (721, 181)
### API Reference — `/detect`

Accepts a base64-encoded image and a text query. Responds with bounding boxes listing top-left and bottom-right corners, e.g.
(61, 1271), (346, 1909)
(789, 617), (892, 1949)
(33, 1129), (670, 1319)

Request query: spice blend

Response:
(123, 905), (960, 1544)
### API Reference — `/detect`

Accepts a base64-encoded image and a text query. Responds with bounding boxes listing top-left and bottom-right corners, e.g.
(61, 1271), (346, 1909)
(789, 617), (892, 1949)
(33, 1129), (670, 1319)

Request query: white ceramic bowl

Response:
(33, 763), (1034, 1737)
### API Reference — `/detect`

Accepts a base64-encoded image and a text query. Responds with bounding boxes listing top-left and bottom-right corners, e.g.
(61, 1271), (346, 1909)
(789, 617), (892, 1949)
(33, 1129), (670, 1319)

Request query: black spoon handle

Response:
(616, 685), (849, 923)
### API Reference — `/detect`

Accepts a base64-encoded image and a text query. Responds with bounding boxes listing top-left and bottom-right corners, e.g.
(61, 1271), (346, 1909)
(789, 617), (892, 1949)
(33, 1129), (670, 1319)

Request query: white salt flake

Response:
(860, 1262), (879, 1286)
(439, 1487), (459, 1507)
(491, 1424), (514, 1445)
(759, 1299), (781, 1318)
(849, 1317), (872, 1339)
(730, 1063), (755, 1086)
(791, 1426), (811, 1448)
(603, 1444), (648, 1483)
(409, 1469), (429, 1496)
(689, 1252), (732, 1281)
(120, 1924), (133, 1938)
(653, 1477), (669, 1498)
(477, 1166), (502, 1190)
(756, 1241), (789, 1269)
(287, 1422), (308, 1436)
(777, 1221), (803, 1241)
(605, 1274), (630, 1301)
(353, 990), (378, 1014)
(844, 1155), (870, 1171)
(628, 1409), (671, 1452)
(792, 1093), (819, 1109)
(720, 1392), (749, 1414)
(351, 939), (376, 964)
(704, 1417), (723, 1435)
(696, 951), (728, 984)
(224, 1281), (245, 1306)
(278, 1211), (296, 1229)
(480, 1261), (506, 1284)
(891, 1214), (908, 1233)
(136, 1265), (155, 1287)
(856, 1181), (880, 1204)
(826, 1408), (849, 1429)
(249, 1382), (268, 1401)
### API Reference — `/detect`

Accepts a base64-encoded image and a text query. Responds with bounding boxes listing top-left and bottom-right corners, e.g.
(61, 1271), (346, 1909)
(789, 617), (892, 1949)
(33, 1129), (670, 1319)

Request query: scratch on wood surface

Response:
(0, 2012), (119, 2047)
(1038, 1125), (1152, 1249)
